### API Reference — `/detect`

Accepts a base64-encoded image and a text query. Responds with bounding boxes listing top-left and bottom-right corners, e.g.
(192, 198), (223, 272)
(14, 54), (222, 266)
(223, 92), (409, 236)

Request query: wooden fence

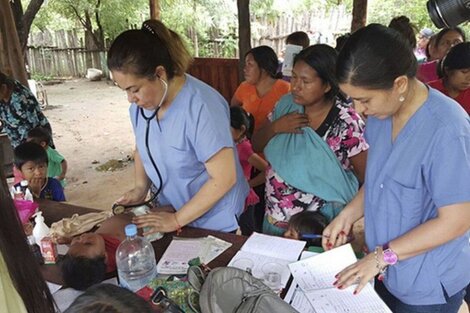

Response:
(27, 47), (107, 78)
(188, 58), (239, 102)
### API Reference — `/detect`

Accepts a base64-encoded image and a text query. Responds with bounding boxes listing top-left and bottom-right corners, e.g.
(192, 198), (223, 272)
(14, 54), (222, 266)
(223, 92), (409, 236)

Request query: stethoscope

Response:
(112, 77), (168, 215)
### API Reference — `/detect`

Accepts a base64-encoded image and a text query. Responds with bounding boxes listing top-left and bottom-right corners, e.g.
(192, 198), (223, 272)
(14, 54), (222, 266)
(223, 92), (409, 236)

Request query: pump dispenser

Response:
(32, 211), (50, 244)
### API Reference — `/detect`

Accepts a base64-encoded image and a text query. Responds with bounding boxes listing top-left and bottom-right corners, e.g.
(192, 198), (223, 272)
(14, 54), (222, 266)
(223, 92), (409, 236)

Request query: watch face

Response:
(383, 249), (398, 265)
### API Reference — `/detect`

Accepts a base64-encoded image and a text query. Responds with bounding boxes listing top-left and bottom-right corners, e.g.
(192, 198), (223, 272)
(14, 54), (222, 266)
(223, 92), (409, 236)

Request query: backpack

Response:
(188, 266), (299, 313)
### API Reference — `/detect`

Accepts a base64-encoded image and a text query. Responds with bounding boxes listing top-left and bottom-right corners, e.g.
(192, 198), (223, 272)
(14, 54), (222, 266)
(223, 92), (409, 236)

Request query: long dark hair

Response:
(107, 20), (192, 80)
(245, 46), (280, 79)
(294, 44), (341, 101)
(0, 167), (56, 312)
(337, 24), (417, 90)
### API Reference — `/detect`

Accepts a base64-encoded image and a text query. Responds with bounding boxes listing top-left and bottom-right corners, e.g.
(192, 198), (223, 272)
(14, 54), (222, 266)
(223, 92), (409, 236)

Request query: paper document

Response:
(157, 236), (232, 275)
(228, 232), (305, 288)
(282, 44), (303, 76)
(288, 244), (392, 313)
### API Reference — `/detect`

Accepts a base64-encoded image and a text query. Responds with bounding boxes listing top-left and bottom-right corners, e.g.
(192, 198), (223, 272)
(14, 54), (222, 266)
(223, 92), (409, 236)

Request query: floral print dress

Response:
(264, 98), (368, 230)
(0, 81), (52, 148)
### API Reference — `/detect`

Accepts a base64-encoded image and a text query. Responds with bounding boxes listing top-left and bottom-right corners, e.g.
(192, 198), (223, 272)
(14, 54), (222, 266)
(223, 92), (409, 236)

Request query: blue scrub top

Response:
(130, 74), (249, 232)
(364, 88), (470, 305)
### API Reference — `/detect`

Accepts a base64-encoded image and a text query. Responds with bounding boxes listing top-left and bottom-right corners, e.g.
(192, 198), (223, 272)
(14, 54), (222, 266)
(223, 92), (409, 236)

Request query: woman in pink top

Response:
(429, 42), (470, 114)
(230, 106), (268, 235)
(417, 27), (465, 83)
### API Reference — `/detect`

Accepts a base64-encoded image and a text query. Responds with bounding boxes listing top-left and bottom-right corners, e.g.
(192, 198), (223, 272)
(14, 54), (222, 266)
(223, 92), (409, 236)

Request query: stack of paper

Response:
(228, 232), (306, 288)
(286, 244), (392, 313)
(157, 235), (232, 275)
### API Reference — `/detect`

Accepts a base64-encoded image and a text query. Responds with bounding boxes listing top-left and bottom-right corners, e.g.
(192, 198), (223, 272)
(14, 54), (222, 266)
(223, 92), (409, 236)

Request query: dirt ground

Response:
(42, 78), (136, 210)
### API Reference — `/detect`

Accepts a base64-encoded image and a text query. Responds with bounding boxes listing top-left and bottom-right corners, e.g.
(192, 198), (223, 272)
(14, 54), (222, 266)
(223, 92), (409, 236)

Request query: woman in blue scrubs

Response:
(324, 24), (470, 312)
(107, 20), (248, 233)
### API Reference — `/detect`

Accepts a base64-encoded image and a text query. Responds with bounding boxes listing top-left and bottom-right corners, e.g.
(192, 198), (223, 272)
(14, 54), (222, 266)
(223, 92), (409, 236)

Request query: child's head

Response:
(27, 127), (52, 148)
(286, 31), (310, 49)
(284, 211), (327, 247)
(230, 106), (255, 141)
(14, 142), (48, 182)
(438, 42), (470, 92)
(64, 283), (153, 313)
(62, 233), (107, 290)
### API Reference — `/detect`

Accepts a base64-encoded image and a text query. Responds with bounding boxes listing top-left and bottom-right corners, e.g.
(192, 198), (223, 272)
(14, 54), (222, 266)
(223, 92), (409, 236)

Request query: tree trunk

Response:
(237, 0), (251, 83)
(351, 0), (367, 32)
(149, 0), (160, 20)
(0, 0), (28, 85)
(10, 0), (45, 55)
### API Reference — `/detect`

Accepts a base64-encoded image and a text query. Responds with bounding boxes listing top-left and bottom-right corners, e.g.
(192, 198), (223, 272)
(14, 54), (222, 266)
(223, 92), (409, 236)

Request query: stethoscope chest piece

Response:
(112, 204), (127, 215)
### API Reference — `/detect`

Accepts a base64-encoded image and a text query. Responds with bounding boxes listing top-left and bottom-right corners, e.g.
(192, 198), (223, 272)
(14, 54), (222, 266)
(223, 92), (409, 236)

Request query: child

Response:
(14, 141), (65, 201)
(283, 211), (327, 247)
(429, 42), (470, 114)
(230, 106), (268, 235)
(27, 127), (68, 187)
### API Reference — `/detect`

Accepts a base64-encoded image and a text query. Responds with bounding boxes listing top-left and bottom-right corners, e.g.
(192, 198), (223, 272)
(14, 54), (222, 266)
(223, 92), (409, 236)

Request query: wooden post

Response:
(351, 0), (368, 33)
(237, 0), (251, 83)
(149, 0), (161, 20)
(0, 0), (28, 85)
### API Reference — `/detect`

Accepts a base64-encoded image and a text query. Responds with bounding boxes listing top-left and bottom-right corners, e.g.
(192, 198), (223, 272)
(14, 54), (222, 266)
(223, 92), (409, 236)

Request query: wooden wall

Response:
(188, 57), (240, 102)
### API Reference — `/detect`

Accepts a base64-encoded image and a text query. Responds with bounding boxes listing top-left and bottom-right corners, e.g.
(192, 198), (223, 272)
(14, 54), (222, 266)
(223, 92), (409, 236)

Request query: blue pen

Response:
(301, 233), (354, 241)
(300, 234), (323, 239)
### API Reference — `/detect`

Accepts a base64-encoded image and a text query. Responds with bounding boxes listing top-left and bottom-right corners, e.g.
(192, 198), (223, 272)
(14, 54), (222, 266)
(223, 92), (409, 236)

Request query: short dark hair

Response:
(294, 44), (340, 101)
(61, 254), (107, 291)
(286, 31), (310, 48)
(0, 70), (15, 89)
(230, 106), (255, 140)
(64, 284), (153, 313)
(245, 46), (279, 79)
(388, 16), (418, 50)
(438, 42), (470, 78)
(107, 20), (192, 80)
(337, 24), (418, 90)
(14, 141), (48, 169)
(28, 126), (52, 146)
(289, 211), (327, 247)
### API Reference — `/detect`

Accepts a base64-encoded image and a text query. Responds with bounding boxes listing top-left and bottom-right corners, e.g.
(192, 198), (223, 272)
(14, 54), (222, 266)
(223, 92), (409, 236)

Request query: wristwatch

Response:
(382, 243), (398, 266)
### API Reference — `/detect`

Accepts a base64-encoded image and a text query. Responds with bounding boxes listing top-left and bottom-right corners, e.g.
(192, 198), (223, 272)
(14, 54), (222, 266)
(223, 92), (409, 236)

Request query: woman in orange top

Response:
(231, 46), (290, 132)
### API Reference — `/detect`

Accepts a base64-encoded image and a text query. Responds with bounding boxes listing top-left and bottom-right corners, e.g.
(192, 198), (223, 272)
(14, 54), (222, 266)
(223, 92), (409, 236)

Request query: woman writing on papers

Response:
(108, 20), (248, 234)
(252, 44), (368, 236)
(324, 24), (470, 313)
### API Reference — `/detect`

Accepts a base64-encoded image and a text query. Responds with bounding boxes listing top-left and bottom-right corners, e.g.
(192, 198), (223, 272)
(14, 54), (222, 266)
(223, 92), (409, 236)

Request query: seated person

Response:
(60, 213), (134, 290)
(27, 126), (68, 187)
(429, 42), (470, 114)
(64, 283), (153, 313)
(283, 211), (327, 247)
(13, 141), (65, 201)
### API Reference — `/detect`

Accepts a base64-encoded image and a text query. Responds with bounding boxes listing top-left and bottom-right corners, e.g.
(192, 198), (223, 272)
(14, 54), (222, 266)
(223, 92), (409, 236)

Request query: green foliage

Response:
(32, 0), (148, 43)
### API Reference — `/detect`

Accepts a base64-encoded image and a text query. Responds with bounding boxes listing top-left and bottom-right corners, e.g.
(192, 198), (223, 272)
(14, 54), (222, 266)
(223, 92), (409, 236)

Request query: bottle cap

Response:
(125, 224), (138, 237)
(20, 180), (29, 187)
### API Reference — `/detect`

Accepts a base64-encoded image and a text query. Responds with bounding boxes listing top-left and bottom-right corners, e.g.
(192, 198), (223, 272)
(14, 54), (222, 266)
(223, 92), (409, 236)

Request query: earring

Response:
(399, 95), (405, 102)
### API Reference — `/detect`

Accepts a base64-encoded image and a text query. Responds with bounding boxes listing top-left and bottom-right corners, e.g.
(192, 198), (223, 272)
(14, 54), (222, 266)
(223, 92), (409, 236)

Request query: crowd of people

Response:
(1, 12), (469, 313)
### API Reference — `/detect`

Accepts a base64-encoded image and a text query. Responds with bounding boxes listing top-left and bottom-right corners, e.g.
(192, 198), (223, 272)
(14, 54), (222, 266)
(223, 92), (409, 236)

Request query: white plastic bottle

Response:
(32, 211), (50, 245)
(116, 224), (157, 292)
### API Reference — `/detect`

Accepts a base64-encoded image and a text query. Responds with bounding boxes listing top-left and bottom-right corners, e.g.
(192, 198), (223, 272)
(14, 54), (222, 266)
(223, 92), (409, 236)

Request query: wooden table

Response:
(37, 199), (247, 285)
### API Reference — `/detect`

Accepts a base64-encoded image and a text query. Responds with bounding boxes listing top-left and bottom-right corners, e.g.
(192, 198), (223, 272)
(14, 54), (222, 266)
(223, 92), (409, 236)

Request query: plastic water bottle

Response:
(116, 224), (157, 292)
